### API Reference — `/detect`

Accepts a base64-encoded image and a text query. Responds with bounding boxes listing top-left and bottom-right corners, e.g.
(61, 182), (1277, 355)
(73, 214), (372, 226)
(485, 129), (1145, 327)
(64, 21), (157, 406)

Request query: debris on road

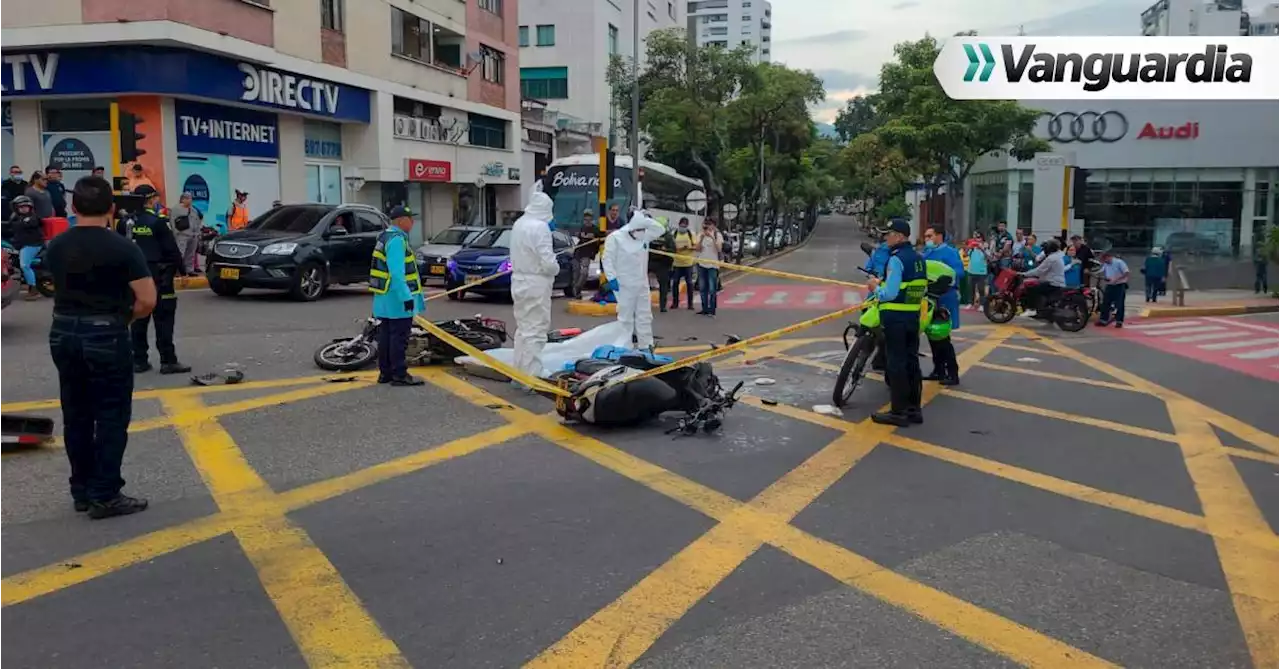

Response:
(753, 377), (777, 386)
(323, 376), (360, 384)
(812, 404), (842, 417)
(1016, 357), (1041, 363)
(190, 369), (246, 386)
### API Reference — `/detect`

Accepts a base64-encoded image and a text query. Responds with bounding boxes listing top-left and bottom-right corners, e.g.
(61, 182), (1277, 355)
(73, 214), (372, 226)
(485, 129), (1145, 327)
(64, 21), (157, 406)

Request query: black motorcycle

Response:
(314, 316), (510, 371)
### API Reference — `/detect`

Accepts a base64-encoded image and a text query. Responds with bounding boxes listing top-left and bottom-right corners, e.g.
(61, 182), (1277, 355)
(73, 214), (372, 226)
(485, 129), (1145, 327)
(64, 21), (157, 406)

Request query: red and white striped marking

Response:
(716, 284), (865, 310)
(1112, 316), (1279, 381)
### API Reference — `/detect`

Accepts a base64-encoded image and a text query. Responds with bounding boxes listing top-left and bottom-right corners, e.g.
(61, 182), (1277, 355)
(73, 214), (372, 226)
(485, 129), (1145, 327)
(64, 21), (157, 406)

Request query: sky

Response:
(770, 0), (1158, 124)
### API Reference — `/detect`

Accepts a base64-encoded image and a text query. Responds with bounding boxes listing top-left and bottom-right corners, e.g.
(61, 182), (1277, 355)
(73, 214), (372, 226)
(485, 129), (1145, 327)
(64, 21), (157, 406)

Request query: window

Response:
(521, 67), (569, 99)
(468, 113), (507, 149)
(742, 26), (751, 33)
(535, 24), (556, 46)
(306, 165), (342, 204)
(479, 45), (505, 84)
(741, 39), (750, 45)
(320, 0), (343, 31)
(355, 211), (387, 234)
(742, 1), (750, 5)
(708, 26), (727, 35)
(478, 0), (502, 15)
(608, 24), (619, 55)
(668, 1), (675, 19)
(518, 25), (529, 46)
(391, 8), (430, 61)
(742, 14), (750, 20)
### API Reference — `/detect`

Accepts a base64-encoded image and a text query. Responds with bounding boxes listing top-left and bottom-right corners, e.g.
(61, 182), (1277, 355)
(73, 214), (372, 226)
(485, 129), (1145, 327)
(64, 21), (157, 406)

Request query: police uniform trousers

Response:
(131, 263), (179, 365)
(881, 310), (923, 414)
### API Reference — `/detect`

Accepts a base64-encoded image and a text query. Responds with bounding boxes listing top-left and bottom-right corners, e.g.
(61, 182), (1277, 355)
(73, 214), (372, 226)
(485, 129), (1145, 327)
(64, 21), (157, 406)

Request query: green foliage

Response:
(873, 198), (911, 223)
(1267, 225), (1279, 264)
(833, 94), (881, 142)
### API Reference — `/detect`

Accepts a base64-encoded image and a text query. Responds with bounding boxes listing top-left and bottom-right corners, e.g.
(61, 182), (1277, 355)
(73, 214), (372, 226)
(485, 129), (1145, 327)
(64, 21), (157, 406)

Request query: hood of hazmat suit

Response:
(602, 211), (665, 289)
(509, 191), (561, 377)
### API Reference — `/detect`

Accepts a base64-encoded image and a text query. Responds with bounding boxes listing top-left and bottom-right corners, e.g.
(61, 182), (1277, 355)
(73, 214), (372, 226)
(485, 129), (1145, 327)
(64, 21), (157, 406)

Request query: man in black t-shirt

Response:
(45, 176), (157, 520)
(1070, 235), (1096, 287)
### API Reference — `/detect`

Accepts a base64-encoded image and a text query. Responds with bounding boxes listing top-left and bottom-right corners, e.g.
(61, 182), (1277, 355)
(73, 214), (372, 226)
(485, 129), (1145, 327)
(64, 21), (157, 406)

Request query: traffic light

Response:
(1071, 167), (1091, 210)
(603, 150), (616, 200)
(118, 111), (146, 163)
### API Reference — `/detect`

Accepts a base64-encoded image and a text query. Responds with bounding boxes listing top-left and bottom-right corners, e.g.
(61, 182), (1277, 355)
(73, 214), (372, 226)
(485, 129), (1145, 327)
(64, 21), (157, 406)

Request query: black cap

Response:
(388, 205), (412, 219)
(132, 184), (159, 197)
(879, 219), (911, 237)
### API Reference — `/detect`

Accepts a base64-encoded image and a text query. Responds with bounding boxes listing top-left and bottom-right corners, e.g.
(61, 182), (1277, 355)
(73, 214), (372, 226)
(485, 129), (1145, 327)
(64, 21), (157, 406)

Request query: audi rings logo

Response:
(1039, 111), (1128, 143)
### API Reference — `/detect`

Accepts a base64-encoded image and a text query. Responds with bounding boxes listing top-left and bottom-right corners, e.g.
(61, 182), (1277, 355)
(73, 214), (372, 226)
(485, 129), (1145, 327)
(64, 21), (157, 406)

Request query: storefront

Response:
(967, 100), (1279, 257)
(1, 45), (372, 223)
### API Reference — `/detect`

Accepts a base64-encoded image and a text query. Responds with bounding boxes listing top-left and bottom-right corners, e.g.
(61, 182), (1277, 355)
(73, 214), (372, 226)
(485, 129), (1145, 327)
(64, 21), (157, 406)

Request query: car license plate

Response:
(466, 274), (485, 285)
(429, 264), (446, 275)
(219, 267), (240, 280)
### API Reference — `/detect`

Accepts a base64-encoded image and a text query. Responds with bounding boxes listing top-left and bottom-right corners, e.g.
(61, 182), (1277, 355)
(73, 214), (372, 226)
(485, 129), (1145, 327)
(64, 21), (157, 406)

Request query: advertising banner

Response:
(175, 99), (279, 159)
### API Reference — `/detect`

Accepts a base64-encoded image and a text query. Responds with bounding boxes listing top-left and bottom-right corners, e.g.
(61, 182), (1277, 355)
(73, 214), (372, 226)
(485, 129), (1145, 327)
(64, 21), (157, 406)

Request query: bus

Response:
(541, 154), (706, 233)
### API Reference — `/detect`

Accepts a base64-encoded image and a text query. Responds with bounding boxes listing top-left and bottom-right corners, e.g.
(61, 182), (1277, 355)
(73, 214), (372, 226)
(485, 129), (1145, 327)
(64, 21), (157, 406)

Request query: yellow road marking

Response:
(998, 342), (1070, 357)
(1222, 447), (1280, 464)
(1029, 332), (1279, 669)
(971, 361), (1140, 392)
(162, 393), (410, 668)
(942, 390), (1179, 443)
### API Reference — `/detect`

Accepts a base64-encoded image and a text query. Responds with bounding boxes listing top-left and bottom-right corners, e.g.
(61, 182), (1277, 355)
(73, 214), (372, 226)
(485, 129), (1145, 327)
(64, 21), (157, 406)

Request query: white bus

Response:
(541, 154), (706, 233)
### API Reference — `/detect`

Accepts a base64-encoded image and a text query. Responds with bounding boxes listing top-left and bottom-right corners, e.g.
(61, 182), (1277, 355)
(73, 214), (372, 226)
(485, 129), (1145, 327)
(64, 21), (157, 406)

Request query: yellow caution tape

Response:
(414, 315), (572, 397)
(648, 249), (866, 289)
(426, 239), (597, 303)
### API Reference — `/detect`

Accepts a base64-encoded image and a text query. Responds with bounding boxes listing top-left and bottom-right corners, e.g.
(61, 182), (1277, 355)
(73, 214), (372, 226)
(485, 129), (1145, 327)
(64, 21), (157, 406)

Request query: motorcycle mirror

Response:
(859, 241), (875, 255)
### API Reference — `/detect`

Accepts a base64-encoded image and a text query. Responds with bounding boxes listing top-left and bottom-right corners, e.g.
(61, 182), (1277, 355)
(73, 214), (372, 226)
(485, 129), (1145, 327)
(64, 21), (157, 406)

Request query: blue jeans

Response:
(1099, 283), (1127, 324)
(697, 266), (718, 314)
(670, 266), (694, 308)
(19, 245), (40, 285)
(49, 314), (135, 503)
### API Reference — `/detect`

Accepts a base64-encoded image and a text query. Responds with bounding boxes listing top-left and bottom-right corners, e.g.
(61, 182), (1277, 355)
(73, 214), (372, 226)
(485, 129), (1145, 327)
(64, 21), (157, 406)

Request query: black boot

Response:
(871, 411), (911, 427)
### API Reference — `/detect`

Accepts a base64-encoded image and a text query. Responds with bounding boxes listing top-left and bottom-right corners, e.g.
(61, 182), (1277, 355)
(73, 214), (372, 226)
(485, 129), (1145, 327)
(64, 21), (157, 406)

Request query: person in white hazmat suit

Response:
(509, 191), (560, 380)
(602, 210), (667, 350)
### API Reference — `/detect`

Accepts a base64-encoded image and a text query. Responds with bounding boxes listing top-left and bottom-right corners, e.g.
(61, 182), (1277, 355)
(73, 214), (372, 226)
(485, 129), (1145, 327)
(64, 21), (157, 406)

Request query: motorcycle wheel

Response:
(36, 275), (56, 298)
(983, 295), (1017, 323)
(1054, 297), (1091, 333)
(832, 333), (874, 407)
(313, 339), (378, 371)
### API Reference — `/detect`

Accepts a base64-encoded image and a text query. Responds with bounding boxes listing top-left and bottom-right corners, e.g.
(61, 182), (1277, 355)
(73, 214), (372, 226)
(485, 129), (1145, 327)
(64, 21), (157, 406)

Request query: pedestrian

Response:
(1159, 247), (1172, 296)
(8, 195), (45, 300)
(44, 165), (68, 218)
(509, 191), (560, 381)
(1069, 235), (1095, 289)
(370, 205), (426, 386)
(921, 224), (964, 385)
(1095, 250), (1130, 328)
(24, 171), (55, 219)
(669, 217), (697, 310)
(604, 202), (622, 231)
(648, 216), (675, 312)
(1064, 244), (1083, 289)
(1141, 247), (1167, 303)
(46, 175), (157, 519)
(865, 219), (929, 427)
(227, 190), (251, 231)
(967, 237), (989, 308)
(1254, 241), (1271, 294)
(993, 220), (1013, 252)
(603, 210), (666, 349)
(695, 218), (726, 316)
(170, 192), (203, 275)
(3, 164), (29, 220)
(128, 184), (191, 374)
(573, 209), (602, 298)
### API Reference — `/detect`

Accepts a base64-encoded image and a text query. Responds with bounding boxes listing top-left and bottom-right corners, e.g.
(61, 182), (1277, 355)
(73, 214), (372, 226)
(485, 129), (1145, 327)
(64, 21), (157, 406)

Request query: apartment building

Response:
(1248, 2), (1279, 34)
(686, 0), (772, 63)
(1140, 0), (1251, 35)
(516, 0), (682, 161)
(1, 0), (523, 242)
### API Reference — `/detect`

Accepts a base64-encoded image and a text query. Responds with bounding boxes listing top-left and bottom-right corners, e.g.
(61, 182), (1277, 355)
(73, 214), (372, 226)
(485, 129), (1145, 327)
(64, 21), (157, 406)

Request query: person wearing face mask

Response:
(669, 217), (697, 310)
(602, 210), (666, 350)
(920, 225), (965, 384)
(509, 189), (561, 381)
(3, 165), (29, 221)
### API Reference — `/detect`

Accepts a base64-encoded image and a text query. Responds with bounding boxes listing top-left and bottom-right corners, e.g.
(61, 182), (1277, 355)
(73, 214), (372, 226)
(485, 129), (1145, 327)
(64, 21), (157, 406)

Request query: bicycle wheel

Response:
(832, 333), (874, 407)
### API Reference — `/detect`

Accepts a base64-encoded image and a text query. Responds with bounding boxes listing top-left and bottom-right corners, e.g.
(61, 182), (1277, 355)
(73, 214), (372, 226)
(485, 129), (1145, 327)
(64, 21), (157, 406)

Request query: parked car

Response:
(205, 203), (390, 301)
(416, 226), (486, 284)
(1, 249), (17, 309)
(445, 226), (576, 301)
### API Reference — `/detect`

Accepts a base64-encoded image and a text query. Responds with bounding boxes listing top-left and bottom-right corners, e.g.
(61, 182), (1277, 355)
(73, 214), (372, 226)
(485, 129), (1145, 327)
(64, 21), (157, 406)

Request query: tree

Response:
(874, 35), (1049, 234)
(605, 29), (756, 212)
(833, 94), (881, 142)
(837, 133), (912, 229)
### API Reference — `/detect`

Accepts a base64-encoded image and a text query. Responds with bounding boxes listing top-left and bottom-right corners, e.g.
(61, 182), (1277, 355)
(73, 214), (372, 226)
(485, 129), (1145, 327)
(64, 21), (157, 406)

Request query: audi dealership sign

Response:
(1039, 111), (1128, 143)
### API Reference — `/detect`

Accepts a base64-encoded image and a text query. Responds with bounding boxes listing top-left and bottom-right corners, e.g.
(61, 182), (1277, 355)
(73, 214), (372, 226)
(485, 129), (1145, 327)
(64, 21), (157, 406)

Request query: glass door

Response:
(306, 163), (343, 204)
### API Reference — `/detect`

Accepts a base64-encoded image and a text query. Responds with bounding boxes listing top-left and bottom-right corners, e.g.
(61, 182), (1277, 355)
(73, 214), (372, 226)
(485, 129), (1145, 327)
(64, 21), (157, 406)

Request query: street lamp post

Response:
(630, 0), (641, 206)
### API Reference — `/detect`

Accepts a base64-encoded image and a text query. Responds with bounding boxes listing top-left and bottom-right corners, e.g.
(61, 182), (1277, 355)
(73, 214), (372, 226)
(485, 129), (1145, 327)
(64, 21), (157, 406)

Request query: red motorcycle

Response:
(983, 267), (1092, 332)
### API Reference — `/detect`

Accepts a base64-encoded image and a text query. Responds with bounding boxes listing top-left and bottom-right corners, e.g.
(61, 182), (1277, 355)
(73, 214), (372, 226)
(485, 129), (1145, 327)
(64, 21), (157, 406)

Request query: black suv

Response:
(205, 203), (390, 301)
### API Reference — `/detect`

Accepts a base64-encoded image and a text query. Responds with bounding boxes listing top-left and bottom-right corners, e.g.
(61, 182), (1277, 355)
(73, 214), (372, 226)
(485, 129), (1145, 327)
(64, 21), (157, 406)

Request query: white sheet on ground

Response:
(455, 321), (634, 379)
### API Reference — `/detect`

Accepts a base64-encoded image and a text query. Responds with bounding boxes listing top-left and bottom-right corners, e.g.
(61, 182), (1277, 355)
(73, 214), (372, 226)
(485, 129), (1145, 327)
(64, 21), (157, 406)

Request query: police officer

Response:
(129, 185), (190, 374)
(865, 219), (929, 427)
(370, 205), (426, 386)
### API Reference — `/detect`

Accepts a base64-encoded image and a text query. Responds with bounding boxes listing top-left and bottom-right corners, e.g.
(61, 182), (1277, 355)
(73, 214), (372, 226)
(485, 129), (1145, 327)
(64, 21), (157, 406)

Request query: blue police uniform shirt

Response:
(876, 243), (925, 321)
(864, 242), (891, 276)
(372, 230), (426, 319)
(922, 242), (963, 329)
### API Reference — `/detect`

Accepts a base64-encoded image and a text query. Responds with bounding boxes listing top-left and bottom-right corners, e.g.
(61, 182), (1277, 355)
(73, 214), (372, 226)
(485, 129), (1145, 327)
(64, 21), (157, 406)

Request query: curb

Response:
(176, 275), (209, 291)
(1140, 302), (1278, 319)
(566, 291), (662, 317)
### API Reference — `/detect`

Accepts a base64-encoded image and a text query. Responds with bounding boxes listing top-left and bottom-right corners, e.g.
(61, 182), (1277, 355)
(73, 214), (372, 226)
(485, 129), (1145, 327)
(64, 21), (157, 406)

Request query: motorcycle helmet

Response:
(11, 195), (32, 210)
(925, 306), (953, 341)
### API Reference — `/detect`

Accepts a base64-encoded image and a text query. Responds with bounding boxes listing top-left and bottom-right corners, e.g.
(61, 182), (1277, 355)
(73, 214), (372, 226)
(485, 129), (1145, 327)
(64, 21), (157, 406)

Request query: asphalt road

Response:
(2, 215), (1276, 669)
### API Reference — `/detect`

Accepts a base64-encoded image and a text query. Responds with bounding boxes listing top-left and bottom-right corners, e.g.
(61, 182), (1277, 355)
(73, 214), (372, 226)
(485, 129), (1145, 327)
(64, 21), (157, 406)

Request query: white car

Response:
(415, 226), (486, 283)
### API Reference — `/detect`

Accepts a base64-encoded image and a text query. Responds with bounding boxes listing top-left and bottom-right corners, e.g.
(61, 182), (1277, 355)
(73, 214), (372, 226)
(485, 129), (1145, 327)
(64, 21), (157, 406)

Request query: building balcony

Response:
(81, 0), (273, 46)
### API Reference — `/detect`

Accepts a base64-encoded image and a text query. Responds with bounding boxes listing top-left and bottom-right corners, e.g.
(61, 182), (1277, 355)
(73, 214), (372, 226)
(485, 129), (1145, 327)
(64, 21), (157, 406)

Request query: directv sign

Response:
(176, 100), (279, 158)
(0, 46), (371, 122)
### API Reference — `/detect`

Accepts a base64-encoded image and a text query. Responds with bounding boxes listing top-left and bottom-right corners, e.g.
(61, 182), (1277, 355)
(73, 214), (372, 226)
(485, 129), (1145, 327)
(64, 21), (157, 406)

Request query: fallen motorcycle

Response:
(552, 347), (743, 434)
(314, 317), (581, 371)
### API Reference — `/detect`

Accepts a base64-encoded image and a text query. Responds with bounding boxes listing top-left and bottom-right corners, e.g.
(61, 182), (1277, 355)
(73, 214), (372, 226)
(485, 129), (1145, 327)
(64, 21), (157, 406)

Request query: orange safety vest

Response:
(228, 203), (250, 230)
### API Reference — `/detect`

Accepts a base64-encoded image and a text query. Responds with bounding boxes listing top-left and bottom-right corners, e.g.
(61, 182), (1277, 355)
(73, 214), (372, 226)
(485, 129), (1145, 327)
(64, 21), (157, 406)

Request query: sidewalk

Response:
(1141, 289), (1278, 318)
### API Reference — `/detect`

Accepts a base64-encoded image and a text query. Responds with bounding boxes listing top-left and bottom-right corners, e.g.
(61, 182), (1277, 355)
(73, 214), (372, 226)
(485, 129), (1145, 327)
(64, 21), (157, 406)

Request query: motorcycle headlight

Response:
(261, 242), (298, 255)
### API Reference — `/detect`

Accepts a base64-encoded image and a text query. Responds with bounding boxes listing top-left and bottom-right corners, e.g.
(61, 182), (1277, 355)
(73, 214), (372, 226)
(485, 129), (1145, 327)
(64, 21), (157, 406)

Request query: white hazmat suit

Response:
(509, 192), (560, 378)
(602, 211), (666, 349)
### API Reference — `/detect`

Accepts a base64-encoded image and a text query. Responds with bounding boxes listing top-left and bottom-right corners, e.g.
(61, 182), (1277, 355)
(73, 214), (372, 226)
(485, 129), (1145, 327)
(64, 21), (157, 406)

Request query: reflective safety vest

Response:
(369, 228), (422, 295)
(881, 243), (929, 312)
(228, 203), (250, 230)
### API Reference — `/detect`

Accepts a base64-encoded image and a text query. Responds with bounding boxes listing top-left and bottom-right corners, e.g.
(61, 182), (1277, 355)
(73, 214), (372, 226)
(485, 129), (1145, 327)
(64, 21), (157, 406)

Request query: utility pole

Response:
(630, 0), (641, 206)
